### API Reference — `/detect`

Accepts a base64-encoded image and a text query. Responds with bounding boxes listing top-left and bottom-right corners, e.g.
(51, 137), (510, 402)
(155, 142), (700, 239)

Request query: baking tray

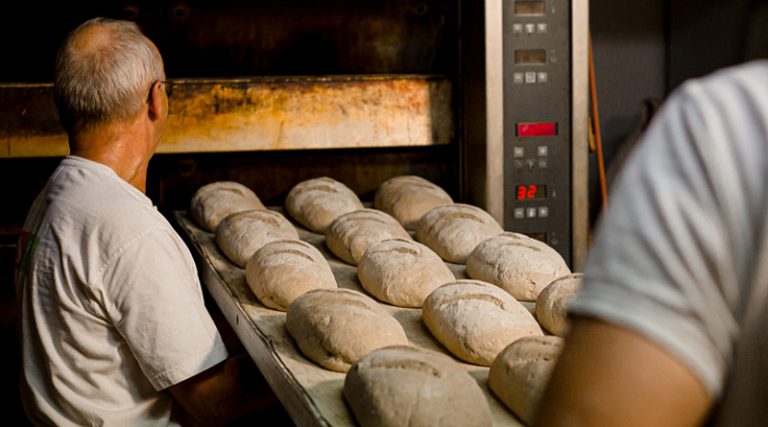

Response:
(175, 211), (524, 427)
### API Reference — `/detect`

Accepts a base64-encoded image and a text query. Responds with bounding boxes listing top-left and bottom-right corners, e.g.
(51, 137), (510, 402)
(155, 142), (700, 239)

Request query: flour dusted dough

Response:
(245, 240), (337, 311)
(415, 204), (503, 263)
(344, 345), (492, 427)
(286, 289), (408, 372)
(466, 232), (571, 301)
(535, 273), (583, 336)
(422, 280), (543, 366)
(488, 336), (564, 424)
(357, 239), (455, 308)
(285, 177), (363, 233)
(214, 209), (299, 267)
(326, 209), (412, 265)
(190, 181), (265, 232)
(374, 175), (453, 229)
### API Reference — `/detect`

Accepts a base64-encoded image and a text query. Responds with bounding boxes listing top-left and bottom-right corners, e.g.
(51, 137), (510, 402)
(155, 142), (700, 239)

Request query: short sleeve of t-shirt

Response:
(99, 227), (228, 391)
(570, 62), (768, 397)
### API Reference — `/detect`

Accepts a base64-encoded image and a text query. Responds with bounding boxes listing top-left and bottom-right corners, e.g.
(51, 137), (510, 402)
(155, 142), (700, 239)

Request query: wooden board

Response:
(175, 211), (524, 427)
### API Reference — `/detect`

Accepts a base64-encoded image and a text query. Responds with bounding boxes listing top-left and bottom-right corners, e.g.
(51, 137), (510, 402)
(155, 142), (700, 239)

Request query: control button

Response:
(525, 72), (537, 83)
(537, 72), (548, 83)
(513, 72), (524, 84)
(537, 23), (548, 33)
(526, 159), (536, 169)
(525, 23), (536, 34)
(538, 159), (548, 169)
(513, 146), (525, 158)
(514, 160), (525, 170)
(538, 206), (549, 218)
(526, 207), (538, 218)
(514, 208), (525, 219)
(537, 146), (548, 157)
(513, 23), (524, 34)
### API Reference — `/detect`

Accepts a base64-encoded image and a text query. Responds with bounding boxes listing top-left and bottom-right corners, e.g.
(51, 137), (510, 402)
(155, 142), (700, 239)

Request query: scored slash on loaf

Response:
(325, 208), (412, 265)
(466, 232), (571, 301)
(422, 280), (543, 366)
(214, 209), (299, 267)
(285, 177), (363, 233)
(344, 345), (492, 427)
(415, 203), (504, 264)
(190, 181), (265, 232)
(285, 288), (408, 372)
(374, 175), (453, 230)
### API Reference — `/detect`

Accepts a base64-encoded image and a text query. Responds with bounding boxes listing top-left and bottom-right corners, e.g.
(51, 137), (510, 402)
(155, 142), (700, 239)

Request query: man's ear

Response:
(147, 80), (166, 121)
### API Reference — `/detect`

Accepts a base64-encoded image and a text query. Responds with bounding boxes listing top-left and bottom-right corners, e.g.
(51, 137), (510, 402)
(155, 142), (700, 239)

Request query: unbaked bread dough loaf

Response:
(286, 289), (408, 372)
(285, 177), (363, 233)
(415, 204), (503, 263)
(466, 232), (571, 301)
(326, 209), (412, 265)
(214, 209), (299, 267)
(535, 273), (583, 336)
(190, 181), (265, 232)
(245, 239), (337, 311)
(357, 239), (455, 308)
(344, 345), (492, 427)
(374, 175), (453, 229)
(488, 335), (564, 424)
(422, 280), (543, 366)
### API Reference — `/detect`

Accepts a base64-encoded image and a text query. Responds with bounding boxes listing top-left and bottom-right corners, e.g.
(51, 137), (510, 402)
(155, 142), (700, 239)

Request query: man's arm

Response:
(169, 352), (278, 426)
(532, 317), (713, 427)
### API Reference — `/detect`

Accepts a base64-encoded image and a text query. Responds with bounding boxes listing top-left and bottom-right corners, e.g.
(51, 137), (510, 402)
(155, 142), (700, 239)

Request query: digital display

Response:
(516, 184), (547, 200)
(515, 1), (546, 16)
(517, 122), (558, 137)
(514, 49), (547, 65)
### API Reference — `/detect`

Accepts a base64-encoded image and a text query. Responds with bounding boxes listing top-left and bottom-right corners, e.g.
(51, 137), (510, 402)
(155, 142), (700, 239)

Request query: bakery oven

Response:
(0, 0), (588, 266)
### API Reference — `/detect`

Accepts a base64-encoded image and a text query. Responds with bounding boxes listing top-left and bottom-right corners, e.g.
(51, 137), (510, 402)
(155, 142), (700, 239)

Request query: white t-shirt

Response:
(15, 156), (228, 426)
(570, 60), (768, 425)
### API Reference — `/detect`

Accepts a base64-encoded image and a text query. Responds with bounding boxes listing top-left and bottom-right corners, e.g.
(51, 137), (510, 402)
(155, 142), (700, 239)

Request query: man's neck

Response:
(69, 122), (153, 193)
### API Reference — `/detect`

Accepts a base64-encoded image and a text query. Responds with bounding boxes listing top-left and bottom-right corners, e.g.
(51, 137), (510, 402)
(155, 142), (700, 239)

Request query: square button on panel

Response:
(514, 160), (525, 170)
(537, 146), (548, 157)
(514, 208), (525, 219)
(526, 207), (538, 218)
(538, 206), (549, 218)
(538, 159), (548, 169)
(513, 72), (524, 84)
(537, 72), (548, 83)
(525, 72), (537, 83)
(513, 23), (524, 34)
(525, 23), (536, 34)
(526, 159), (536, 169)
(537, 23), (548, 33)
(513, 146), (525, 158)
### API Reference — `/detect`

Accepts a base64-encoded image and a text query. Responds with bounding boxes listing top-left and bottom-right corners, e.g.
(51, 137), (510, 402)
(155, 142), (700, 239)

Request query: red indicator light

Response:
(515, 184), (547, 200)
(516, 122), (558, 137)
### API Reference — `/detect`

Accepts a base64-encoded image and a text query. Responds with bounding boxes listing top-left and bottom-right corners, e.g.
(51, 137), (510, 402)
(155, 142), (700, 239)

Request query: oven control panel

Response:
(503, 0), (572, 261)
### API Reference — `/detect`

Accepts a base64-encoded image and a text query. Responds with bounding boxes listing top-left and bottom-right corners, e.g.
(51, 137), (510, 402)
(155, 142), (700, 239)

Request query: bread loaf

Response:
(326, 209), (412, 265)
(374, 175), (453, 229)
(488, 336), (564, 424)
(245, 240), (337, 311)
(344, 345), (492, 427)
(190, 181), (265, 232)
(357, 239), (455, 308)
(466, 232), (571, 301)
(415, 204), (503, 263)
(285, 177), (363, 233)
(286, 289), (408, 372)
(535, 273), (583, 336)
(422, 280), (543, 366)
(214, 209), (299, 267)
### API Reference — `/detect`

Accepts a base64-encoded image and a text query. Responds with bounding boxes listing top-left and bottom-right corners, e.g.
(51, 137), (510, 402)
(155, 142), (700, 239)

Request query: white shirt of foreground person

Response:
(570, 60), (768, 425)
(16, 156), (228, 426)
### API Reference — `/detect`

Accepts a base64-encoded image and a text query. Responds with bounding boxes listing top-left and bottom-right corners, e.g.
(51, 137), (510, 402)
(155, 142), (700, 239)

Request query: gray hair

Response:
(54, 18), (164, 133)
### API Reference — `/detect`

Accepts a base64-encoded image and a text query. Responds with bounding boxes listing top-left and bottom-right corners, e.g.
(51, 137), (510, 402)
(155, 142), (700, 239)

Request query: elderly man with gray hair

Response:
(15, 18), (275, 425)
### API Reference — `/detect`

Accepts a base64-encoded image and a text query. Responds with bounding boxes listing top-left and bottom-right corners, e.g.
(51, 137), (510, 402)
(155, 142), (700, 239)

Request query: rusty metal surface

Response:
(0, 76), (452, 158)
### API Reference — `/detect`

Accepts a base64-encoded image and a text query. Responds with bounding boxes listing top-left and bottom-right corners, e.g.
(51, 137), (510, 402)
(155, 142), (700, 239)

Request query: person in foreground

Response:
(533, 60), (768, 426)
(15, 18), (275, 425)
